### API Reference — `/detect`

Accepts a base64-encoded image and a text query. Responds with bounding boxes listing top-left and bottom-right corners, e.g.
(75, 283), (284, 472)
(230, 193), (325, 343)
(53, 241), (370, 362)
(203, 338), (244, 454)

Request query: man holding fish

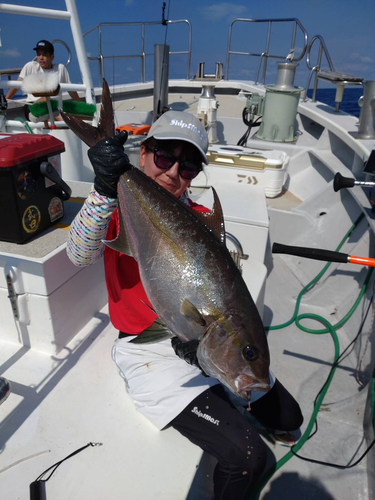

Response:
(65, 85), (302, 499)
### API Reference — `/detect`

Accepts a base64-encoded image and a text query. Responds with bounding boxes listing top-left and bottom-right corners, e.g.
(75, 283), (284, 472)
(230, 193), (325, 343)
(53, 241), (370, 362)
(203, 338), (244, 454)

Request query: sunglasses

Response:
(147, 147), (202, 180)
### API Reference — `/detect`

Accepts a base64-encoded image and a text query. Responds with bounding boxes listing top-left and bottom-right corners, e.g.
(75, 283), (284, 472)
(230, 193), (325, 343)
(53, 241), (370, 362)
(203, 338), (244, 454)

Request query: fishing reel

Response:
(333, 150), (375, 206)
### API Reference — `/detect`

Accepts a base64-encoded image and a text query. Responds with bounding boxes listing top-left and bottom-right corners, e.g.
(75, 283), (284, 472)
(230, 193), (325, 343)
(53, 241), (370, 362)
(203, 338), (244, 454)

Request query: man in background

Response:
(6, 39), (80, 120)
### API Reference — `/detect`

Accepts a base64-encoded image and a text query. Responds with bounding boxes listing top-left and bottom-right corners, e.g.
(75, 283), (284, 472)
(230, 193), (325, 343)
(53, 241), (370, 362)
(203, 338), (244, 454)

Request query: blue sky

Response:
(1, 0), (374, 89)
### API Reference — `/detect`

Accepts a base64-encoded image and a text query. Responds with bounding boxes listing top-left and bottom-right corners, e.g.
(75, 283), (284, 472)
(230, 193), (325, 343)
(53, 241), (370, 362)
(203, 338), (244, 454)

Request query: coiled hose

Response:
(251, 213), (374, 498)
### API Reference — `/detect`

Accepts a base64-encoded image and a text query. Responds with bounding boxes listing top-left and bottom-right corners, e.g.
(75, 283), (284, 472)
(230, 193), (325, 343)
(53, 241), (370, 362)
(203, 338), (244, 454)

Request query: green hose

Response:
(251, 213), (373, 499)
(14, 117), (34, 134)
(267, 213), (364, 333)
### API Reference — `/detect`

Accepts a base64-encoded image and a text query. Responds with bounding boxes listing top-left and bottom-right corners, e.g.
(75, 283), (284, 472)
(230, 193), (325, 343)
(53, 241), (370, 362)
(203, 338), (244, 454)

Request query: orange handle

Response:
(349, 256), (375, 267)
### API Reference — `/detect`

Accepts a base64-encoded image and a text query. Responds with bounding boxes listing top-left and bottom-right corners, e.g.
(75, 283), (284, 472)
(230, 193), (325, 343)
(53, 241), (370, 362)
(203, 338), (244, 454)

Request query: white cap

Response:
(147, 110), (209, 164)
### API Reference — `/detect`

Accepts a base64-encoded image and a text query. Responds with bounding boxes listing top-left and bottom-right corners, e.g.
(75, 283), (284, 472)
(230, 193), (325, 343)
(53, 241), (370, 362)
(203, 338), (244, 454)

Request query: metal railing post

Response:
(261, 21), (272, 84)
(304, 35), (336, 101)
(65, 0), (95, 104)
(225, 18), (308, 82)
(83, 19), (191, 86)
(312, 45), (323, 101)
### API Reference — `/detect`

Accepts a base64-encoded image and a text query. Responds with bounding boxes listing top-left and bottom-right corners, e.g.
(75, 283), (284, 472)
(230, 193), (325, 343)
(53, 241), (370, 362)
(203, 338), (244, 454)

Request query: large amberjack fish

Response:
(62, 80), (271, 401)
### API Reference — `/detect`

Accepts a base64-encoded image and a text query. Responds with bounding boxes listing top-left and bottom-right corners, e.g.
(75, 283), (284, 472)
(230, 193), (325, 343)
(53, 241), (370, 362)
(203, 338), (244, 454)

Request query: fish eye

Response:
(242, 345), (258, 362)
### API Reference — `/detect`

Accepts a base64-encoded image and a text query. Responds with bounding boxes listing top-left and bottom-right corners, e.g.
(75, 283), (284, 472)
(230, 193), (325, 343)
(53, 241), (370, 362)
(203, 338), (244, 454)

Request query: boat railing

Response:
(51, 39), (72, 67)
(83, 19), (192, 86)
(225, 18), (308, 84)
(304, 35), (363, 110)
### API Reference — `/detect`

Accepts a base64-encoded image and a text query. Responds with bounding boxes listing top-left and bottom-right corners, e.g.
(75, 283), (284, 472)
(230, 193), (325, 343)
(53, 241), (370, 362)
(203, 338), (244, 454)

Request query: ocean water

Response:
(306, 87), (363, 117)
(10, 83), (363, 118)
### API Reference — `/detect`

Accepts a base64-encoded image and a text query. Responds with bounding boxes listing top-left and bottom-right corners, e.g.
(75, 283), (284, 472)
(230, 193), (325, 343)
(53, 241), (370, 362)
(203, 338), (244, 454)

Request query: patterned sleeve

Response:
(67, 185), (118, 267)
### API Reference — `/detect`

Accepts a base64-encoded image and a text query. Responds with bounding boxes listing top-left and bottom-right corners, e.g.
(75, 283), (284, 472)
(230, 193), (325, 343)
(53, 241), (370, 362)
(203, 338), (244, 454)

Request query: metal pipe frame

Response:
(226, 18), (308, 82)
(304, 35), (335, 102)
(226, 232), (249, 260)
(83, 19), (192, 86)
(51, 39), (72, 67)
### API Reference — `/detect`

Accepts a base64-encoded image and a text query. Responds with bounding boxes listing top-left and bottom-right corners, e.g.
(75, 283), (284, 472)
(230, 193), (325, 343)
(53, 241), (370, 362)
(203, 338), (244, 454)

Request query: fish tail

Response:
(61, 78), (115, 147)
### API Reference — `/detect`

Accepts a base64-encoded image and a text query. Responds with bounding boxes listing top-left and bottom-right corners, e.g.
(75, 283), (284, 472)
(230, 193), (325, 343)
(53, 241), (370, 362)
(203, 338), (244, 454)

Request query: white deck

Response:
(0, 308), (214, 500)
(1, 5), (375, 496)
(1, 86), (375, 498)
(1, 239), (373, 499)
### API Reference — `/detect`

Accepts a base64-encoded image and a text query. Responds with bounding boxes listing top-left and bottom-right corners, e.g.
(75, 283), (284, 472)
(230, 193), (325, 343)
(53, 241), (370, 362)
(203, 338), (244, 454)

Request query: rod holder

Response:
(333, 172), (375, 192)
(358, 80), (375, 140)
(153, 44), (170, 121)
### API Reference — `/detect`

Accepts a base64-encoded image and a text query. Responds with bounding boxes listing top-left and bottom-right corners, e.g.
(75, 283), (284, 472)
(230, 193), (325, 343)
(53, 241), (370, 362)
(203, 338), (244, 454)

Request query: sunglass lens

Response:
(179, 162), (201, 180)
(154, 150), (174, 170)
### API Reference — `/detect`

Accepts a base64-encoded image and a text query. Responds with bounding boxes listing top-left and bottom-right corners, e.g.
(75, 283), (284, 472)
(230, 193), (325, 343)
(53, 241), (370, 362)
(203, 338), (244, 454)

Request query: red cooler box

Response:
(0, 133), (71, 243)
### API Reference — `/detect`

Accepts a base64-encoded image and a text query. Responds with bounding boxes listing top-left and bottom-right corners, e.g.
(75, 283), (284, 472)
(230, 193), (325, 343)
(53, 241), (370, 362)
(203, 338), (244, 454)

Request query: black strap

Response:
(35, 442), (102, 483)
(118, 331), (135, 339)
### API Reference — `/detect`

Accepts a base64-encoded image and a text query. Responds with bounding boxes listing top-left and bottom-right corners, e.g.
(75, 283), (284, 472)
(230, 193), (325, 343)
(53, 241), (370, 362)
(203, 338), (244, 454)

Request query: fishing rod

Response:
(272, 242), (375, 267)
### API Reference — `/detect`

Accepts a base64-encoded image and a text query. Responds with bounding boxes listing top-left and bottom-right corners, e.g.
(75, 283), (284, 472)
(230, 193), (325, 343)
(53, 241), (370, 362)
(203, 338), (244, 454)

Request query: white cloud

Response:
(350, 53), (374, 64)
(201, 3), (248, 21)
(0, 48), (21, 57)
(237, 69), (251, 77)
(125, 0), (134, 5)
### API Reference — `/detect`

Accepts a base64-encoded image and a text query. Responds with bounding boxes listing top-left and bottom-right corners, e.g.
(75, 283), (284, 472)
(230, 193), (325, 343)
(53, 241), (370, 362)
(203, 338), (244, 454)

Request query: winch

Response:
(243, 62), (304, 143)
(0, 133), (71, 243)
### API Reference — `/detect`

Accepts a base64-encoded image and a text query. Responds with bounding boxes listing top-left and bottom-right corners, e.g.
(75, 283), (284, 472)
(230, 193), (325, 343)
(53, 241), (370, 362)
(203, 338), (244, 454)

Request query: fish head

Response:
(197, 313), (270, 401)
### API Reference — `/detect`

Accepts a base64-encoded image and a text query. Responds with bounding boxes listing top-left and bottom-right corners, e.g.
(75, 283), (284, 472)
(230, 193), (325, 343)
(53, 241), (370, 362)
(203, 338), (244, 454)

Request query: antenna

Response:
(161, 2), (167, 26)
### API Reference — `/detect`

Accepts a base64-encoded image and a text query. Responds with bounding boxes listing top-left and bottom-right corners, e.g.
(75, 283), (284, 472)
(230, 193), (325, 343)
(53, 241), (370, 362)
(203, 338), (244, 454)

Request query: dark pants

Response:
(170, 380), (303, 500)
(24, 105), (30, 120)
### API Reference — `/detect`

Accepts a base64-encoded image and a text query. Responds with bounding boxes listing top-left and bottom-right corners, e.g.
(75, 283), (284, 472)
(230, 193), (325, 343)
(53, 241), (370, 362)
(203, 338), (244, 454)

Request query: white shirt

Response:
(19, 61), (71, 103)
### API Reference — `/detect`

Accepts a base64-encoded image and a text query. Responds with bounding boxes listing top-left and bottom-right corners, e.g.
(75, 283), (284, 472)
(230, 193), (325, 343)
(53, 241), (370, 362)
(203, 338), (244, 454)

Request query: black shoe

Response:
(0, 377), (11, 405)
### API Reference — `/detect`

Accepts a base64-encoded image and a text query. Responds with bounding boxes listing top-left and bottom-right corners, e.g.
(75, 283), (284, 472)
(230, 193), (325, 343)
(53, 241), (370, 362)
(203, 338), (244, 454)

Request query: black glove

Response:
(171, 337), (208, 376)
(88, 130), (129, 198)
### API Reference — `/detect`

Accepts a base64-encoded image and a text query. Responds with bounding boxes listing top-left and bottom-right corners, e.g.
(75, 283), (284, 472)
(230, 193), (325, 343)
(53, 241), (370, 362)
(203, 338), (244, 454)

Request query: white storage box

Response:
(193, 144), (289, 198)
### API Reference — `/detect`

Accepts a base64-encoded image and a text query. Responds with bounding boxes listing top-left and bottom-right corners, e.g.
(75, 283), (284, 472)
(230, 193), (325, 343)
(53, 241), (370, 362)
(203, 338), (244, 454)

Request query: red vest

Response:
(104, 201), (209, 333)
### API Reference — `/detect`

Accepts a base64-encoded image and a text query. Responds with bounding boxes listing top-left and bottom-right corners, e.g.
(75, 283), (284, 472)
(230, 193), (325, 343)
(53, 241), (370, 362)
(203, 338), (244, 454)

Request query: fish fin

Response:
(191, 188), (226, 244)
(97, 78), (115, 139)
(102, 203), (133, 256)
(60, 111), (100, 148)
(141, 300), (157, 315)
(103, 236), (132, 255)
(130, 319), (174, 344)
(180, 299), (206, 326)
(61, 78), (115, 147)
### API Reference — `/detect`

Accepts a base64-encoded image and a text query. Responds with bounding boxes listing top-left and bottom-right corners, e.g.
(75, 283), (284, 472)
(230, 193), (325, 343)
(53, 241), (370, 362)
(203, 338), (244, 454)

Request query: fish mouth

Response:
(238, 389), (252, 401)
(236, 374), (271, 401)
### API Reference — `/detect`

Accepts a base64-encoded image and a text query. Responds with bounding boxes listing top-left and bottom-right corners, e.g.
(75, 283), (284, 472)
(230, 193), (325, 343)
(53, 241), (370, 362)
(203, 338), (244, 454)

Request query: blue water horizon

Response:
(9, 84), (363, 118)
(306, 87), (362, 117)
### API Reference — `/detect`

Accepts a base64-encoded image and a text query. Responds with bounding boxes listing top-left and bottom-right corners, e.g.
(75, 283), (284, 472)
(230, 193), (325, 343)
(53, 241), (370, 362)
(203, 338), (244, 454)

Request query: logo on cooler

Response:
(191, 406), (220, 426)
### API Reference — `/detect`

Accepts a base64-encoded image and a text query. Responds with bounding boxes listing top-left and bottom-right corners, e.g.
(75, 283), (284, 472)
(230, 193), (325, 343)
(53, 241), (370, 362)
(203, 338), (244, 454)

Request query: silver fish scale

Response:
(117, 170), (264, 344)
